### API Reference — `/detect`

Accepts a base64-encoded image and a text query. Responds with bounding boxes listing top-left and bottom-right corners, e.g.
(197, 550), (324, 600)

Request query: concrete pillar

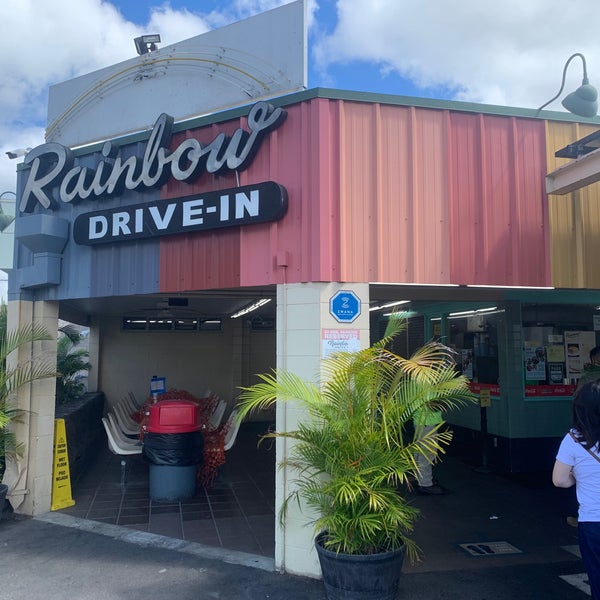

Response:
(5, 299), (58, 515)
(275, 282), (370, 577)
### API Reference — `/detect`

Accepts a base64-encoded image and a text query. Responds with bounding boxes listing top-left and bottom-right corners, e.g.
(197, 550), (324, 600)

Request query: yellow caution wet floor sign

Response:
(51, 418), (75, 510)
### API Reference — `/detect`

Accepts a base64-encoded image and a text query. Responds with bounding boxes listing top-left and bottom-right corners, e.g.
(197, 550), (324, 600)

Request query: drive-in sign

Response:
(73, 181), (287, 245)
(329, 290), (361, 323)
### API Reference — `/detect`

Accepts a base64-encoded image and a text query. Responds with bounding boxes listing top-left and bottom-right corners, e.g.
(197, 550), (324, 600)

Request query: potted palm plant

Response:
(0, 302), (56, 519)
(237, 317), (475, 600)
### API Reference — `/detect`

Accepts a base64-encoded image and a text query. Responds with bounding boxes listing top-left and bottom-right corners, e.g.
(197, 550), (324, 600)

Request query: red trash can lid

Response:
(146, 399), (201, 433)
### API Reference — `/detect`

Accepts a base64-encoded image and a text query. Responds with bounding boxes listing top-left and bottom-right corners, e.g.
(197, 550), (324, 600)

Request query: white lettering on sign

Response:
(113, 212), (131, 236)
(235, 190), (259, 218)
(19, 102), (287, 213)
(182, 200), (204, 226)
(73, 181), (288, 245)
(89, 216), (108, 239)
(149, 204), (176, 230)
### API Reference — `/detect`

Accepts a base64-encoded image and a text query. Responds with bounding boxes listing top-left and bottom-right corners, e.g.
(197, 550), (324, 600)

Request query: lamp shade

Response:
(562, 83), (598, 118)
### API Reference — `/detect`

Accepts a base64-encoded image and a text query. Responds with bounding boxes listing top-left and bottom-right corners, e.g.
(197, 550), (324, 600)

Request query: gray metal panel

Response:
(89, 241), (160, 298)
(10, 141), (161, 301)
(46, 1), (306, 147)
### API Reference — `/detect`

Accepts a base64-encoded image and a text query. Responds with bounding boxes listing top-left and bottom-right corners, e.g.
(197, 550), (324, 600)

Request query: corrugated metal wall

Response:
(160, 97), (552, 293)
(335, 103), (549, 286)
(21, 93), (598, 301)
(545, 121), (600, 288)
(159, 100), (337, 290)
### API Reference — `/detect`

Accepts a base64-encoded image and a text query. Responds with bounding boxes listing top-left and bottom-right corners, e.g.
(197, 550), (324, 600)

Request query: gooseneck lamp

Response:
(536, 53), (598, 118)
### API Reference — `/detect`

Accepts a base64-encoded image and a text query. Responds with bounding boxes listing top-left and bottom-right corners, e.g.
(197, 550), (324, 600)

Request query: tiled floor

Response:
(62, 422), (583, 574)
(63, 422), (276, 556)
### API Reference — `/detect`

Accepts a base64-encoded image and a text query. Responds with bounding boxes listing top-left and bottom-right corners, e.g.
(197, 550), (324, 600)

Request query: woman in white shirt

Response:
(553, 380), (600, 599)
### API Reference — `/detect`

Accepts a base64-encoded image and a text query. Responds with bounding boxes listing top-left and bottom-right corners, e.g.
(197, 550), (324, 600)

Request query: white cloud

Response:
(0, 0), (144, 194)
(0, 1), (219, 194)
(315, 0), (600, 108)
(0, 0), (314, 195)
(147, 6), (211, 45)
(2, 0), (599, 198)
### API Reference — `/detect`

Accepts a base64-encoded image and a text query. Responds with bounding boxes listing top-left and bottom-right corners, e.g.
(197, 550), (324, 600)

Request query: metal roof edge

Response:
(28, 87), (600, 161)
(307, 87), (600, 124)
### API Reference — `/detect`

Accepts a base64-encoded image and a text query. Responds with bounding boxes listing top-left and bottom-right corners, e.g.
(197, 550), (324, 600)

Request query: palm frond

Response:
(237, 316), (477, 559)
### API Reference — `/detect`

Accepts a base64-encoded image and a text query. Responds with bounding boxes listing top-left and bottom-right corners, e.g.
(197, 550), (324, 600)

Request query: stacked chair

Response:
(102, 395), (144, 489)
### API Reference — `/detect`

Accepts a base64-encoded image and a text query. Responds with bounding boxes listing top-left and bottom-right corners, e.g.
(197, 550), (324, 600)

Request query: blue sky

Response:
(0, 0), (599, 198)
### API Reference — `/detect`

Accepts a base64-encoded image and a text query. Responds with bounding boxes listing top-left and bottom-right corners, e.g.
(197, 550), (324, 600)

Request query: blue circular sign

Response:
(329, 290), (361, 323)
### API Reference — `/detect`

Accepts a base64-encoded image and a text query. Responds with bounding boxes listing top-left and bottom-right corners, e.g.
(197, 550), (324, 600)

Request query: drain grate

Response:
(459, 541), (523, 556)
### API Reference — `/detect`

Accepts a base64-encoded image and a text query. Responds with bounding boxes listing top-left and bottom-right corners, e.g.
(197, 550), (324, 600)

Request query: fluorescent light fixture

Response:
(383, 310), (414, 317)
(448, 307), (504, 319)
(466, 284), (554, 290)
(230, 298), (271, 319)
(369, 300), (410, 312)
(449, 306), (497, 317)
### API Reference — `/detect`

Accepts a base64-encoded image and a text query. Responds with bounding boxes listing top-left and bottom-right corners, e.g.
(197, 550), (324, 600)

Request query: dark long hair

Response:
(572, 380), (600, 449)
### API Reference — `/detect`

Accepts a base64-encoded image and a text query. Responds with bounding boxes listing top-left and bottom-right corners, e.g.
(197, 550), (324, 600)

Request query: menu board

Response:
(564, 331), (597, 380)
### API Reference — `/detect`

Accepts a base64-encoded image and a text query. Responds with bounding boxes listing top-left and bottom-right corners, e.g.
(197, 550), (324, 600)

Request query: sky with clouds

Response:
(1, 0), (599, 199)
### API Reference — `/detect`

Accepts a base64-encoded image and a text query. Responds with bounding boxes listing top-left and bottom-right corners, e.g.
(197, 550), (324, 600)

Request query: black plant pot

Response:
(0, 483), (8, 521)
(315, 532), (406, 600)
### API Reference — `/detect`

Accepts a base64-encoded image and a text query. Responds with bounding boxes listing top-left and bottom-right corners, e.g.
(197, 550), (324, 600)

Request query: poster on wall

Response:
(548, 363), (565, 384)
(524, 343), (546, 381)
(546, 345), (565, 363)
(564, 331), (597, 380)
(322, 329), (360, 358)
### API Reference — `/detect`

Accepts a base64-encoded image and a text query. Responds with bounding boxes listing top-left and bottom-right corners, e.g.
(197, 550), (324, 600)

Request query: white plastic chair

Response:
(223, 409), (242, 451)
(128, 391), (144, 408)
(113, 402), (141, 437)
(101, 416), (142, 489)
(107, 413), (142, 449)
(119, 394), (140, 415)
(208, 398), (227, 430)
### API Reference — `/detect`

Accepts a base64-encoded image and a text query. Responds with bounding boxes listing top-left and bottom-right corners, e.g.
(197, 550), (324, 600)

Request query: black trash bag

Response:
(142, 431), (204, 466)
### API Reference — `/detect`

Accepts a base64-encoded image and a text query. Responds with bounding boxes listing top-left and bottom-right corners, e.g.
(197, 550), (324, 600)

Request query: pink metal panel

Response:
(337, 102), (452, 283)
(159, 99), (344, 292)
(158, 96), (551, 293)
(447, 113), (549, 286)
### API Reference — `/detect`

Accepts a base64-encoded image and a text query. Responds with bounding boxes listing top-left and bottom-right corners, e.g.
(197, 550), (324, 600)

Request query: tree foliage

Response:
(55, 328), (91, 405)
(0, 302), (56, 479)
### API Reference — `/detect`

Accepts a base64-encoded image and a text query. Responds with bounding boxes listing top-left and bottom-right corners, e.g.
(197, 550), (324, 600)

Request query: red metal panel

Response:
(159, 99), (344, 292)
(158, 96), (550, 293)
(448, 114), (549, 286)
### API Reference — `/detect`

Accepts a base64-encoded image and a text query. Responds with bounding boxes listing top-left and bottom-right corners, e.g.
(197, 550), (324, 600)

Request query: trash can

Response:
(143, 400), (204, 502)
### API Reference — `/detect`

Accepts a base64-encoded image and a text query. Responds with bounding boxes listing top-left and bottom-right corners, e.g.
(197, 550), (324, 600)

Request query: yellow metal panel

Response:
(546, 121), (600, 288)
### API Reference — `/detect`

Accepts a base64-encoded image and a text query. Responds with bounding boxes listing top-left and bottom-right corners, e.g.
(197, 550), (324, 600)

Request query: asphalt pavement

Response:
(0, 510), (591, 600)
